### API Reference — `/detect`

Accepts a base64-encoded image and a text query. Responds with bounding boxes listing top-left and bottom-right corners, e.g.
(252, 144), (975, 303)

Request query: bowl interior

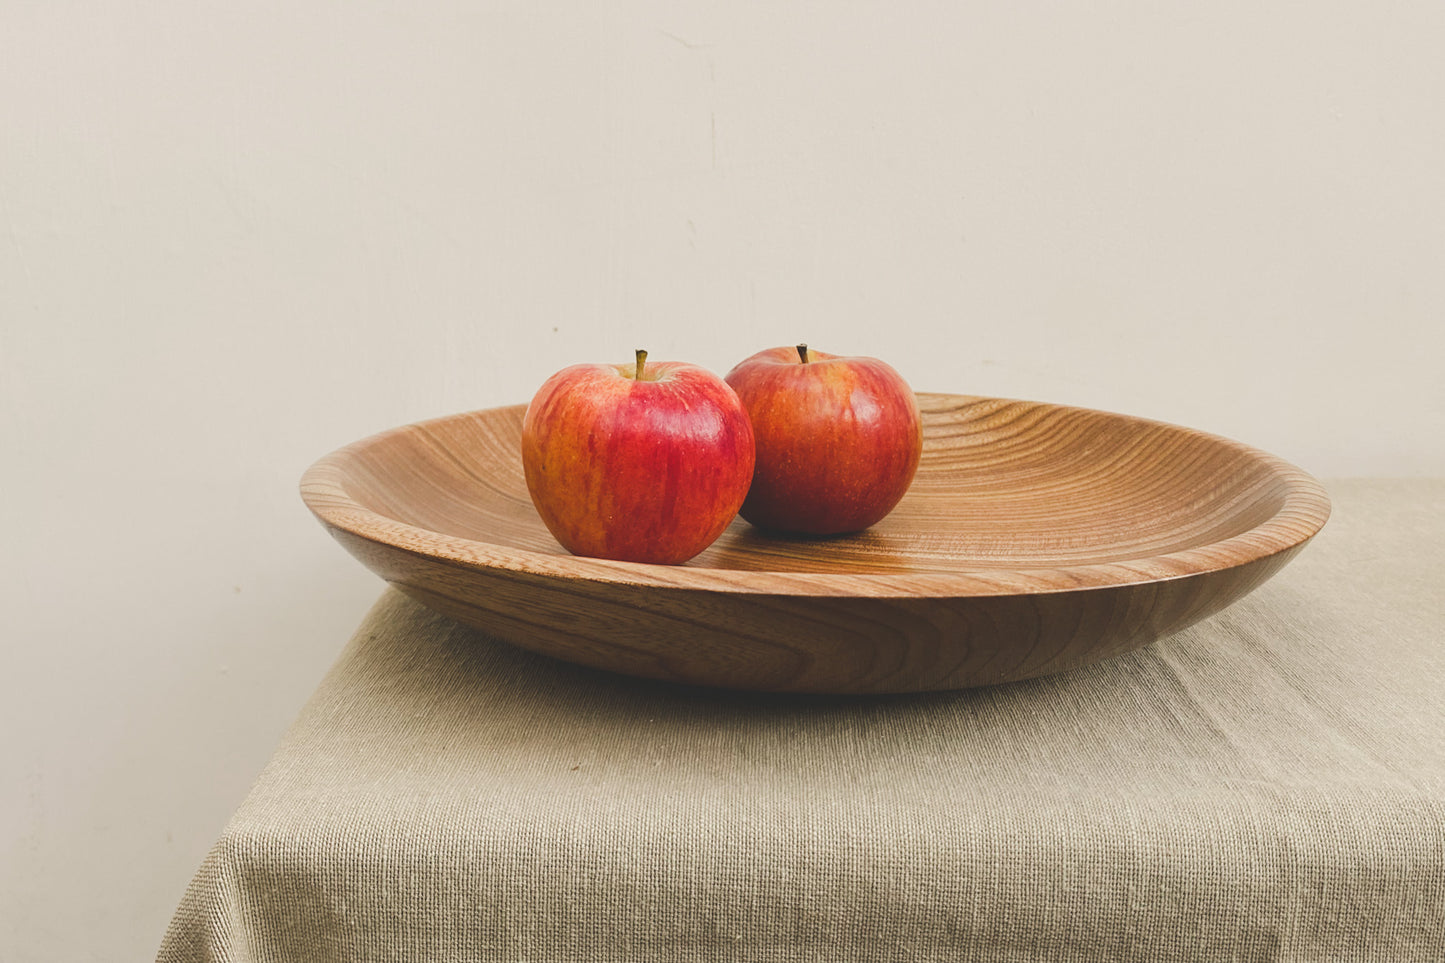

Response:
(326, 394), (1305, 576)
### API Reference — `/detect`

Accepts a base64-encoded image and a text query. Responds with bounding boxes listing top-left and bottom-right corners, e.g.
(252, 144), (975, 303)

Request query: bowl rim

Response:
(300, 393), (1332, 600)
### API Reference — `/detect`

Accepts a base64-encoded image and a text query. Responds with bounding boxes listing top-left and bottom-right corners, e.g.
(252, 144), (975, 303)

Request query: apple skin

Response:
(724, 346), (922, 535)
(521, 358), (755, 564)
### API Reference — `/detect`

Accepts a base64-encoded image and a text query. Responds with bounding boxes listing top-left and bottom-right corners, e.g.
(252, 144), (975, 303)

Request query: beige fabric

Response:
(159, 479), (1445, 962)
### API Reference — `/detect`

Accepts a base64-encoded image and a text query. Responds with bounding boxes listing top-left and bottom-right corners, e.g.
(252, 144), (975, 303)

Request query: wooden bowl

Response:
(301, 394), (1330, 694)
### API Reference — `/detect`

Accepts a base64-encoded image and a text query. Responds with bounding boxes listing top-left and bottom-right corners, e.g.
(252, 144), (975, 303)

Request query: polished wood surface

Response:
(301, 394), (1330, 693)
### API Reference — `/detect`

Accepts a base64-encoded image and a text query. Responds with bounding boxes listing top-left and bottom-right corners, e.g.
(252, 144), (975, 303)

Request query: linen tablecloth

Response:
(158, 479), (1445, 961)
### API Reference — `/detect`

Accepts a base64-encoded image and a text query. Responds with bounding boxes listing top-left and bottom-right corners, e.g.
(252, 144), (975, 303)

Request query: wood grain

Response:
(301, 394), (1330, 693)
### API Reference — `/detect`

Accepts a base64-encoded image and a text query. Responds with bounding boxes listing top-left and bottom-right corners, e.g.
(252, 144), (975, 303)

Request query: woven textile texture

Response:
(159, 479), (1445, 962)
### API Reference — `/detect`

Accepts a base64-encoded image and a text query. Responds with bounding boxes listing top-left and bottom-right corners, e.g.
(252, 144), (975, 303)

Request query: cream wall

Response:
(3, 2), (1443, 960)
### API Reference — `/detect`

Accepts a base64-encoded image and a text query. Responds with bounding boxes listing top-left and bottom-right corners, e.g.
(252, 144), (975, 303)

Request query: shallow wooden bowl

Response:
(301, 394), (1330, 694)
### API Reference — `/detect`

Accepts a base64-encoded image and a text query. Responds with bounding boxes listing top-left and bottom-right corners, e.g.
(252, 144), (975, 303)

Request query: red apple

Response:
(725, 344), (922, 535)
(521, 350), (755, 564)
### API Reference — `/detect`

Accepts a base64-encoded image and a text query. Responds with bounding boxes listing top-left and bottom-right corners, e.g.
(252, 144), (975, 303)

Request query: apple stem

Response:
(635, 348), (648, 381)
(796, 343), (809, 364)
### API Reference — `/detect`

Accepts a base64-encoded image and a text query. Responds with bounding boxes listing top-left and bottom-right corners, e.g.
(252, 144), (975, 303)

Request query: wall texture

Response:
(2, 2), (1443, 959)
